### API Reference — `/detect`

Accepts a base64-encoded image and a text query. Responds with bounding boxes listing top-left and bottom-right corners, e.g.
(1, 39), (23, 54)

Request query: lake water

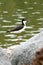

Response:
(0, 0), (43, 48)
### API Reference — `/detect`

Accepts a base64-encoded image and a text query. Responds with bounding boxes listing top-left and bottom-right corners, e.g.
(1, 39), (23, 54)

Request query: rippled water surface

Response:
(0, 0), (43, 48)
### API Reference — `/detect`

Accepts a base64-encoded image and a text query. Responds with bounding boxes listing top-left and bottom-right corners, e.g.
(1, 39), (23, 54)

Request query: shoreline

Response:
(0, 31), (43, 65)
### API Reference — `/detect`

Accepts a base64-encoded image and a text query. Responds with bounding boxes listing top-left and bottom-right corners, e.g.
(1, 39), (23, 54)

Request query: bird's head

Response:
(22, 19), (27, 25)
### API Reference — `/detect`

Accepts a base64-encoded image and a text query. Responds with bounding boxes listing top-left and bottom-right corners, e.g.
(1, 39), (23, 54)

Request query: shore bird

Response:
(7, 19), (27, 33)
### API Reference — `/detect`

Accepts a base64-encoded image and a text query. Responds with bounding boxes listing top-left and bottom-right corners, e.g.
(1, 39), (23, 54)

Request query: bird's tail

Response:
(7, 29), (14, 32)
(7, 30), (11, 32)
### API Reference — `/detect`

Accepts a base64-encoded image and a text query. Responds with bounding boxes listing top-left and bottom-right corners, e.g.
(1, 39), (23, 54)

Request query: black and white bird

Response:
(7, 19), (27, 33)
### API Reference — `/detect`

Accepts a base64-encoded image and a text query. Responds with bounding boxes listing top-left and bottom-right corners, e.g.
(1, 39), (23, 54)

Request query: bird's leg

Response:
(17, 33), (21, 44)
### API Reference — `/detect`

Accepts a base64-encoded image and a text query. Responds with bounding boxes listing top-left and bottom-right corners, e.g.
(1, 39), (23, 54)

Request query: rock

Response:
(7, 31), (43, 65)
(0, 47), (11, 65)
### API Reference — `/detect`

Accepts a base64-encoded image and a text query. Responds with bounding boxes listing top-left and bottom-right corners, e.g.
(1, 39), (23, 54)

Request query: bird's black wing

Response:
(8, 25), (24, 32)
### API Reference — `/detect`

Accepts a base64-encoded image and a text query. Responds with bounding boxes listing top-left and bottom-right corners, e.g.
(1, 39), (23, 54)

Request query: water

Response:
(0, 0), (43, 48)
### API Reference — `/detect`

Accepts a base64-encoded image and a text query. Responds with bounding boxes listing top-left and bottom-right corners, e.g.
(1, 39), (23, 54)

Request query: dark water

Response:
(0, 0), (43, 48)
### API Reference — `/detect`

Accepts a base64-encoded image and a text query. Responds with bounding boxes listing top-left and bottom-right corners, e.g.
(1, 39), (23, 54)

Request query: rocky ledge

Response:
(0, 31), (43, 65)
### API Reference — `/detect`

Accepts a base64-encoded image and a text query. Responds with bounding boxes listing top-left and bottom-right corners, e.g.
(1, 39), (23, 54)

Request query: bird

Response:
(7, 19), (27, 33)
